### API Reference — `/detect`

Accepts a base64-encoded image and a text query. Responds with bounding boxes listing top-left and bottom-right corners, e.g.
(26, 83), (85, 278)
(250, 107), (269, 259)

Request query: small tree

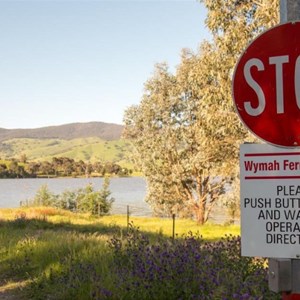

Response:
(98, 177), (115, 215)
(56, 190), (77, 211)
(76, 178), (114, 216)
(32, 184), (58, 206)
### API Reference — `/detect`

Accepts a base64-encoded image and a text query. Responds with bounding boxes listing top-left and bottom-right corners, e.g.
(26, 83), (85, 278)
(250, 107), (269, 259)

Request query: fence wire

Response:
(111, 203), (239, 225)
(111, 203), (152, 217)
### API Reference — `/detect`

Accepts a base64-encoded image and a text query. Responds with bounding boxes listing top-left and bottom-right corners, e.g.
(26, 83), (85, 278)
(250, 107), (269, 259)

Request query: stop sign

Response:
(233, 22), (300, 147)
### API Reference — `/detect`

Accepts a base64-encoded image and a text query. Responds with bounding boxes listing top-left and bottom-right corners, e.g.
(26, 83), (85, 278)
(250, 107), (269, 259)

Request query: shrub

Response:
(27, 178), (114, 216)
(56, 190), (77, 211)
(108, 224), (280, 300)
(76, 178), (114, 216)
(31, 184), (58, 206)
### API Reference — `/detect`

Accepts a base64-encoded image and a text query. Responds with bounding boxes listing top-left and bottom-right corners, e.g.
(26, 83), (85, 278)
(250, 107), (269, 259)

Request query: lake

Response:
(0, 177), (233, 223)
(0, 177), (152, 216)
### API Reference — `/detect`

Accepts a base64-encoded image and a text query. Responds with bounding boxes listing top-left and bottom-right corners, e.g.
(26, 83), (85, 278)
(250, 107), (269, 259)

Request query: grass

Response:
(0, 208), (118, 299)
(0, 207), (240, 239)
(98, 215), (240, 240)
(0, 207), (279, 299)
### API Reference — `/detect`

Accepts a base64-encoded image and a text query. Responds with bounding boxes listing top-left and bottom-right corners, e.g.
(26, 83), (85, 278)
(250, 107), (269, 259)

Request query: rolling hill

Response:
(0, 122), (133, 167)
(0, 122), (123, 141)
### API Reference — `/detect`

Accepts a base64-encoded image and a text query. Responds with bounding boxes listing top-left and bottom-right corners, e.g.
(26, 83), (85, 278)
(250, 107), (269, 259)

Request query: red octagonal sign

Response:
(233, 22), (300, 147)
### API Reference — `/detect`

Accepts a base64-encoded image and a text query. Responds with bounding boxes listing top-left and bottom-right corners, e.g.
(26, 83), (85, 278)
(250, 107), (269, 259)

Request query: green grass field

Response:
(0, 207), (244, 299)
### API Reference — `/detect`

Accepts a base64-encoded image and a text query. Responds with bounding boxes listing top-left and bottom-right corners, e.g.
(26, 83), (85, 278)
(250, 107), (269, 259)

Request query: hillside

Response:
(0, 122), (134, 167)
(0, 136), (130, 162)
(0, 122), (123, 141)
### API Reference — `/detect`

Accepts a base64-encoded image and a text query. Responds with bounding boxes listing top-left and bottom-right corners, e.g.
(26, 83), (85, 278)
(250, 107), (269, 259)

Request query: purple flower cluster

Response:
(109, 225), (280, 300)
(57, 257), (113, 300)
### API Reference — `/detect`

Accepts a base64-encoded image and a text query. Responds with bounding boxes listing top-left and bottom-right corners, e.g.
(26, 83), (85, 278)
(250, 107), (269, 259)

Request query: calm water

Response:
(0, 177), (151, 216)
(0, 177), (232, 222)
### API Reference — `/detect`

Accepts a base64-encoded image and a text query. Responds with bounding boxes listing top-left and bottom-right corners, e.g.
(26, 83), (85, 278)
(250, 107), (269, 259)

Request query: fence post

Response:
(172, 214), (176, 240)
(127, 205), (130, 232)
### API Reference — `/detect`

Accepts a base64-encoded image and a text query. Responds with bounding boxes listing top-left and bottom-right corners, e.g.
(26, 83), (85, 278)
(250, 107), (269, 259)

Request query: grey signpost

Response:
(280, 0), (300, 23)
(268, 0), (300, 297)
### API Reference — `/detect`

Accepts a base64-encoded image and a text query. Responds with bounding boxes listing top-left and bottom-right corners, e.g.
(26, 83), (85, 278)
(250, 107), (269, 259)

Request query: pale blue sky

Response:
(0, 0), (209, 129)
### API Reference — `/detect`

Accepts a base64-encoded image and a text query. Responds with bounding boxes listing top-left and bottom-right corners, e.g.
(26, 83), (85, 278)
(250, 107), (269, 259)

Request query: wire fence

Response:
(111, 203), (239, 225)
(118, 204), (239, 240)
(111, 203), (152, 217)
(19, 200), (239, 226)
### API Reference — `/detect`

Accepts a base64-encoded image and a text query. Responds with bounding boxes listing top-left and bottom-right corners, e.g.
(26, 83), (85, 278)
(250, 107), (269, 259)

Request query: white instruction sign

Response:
(240, 144), (300, 258)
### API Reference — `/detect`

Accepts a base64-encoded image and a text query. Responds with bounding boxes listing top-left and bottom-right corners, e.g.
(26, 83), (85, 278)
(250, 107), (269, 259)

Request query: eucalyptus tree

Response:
(124, 64), (181, 218)
(124, 0), (279, 224)
(124, 63), (226, 224)
(197, 0), (279, 158)
(198, 0), (279, 214)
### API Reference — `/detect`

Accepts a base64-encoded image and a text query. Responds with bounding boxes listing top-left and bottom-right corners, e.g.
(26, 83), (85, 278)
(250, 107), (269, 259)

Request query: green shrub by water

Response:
(24, 177), (114, 216)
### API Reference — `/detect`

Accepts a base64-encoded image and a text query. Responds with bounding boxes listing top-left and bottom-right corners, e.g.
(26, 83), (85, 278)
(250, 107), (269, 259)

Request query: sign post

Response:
(232, 0), (300, 297)
(280, 1), (300, 297)
(280, 0), (300, 23)
(240, 144), (300, 258)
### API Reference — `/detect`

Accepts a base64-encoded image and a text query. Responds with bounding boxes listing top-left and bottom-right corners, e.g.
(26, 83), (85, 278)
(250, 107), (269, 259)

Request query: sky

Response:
(0, 0), (210, 129)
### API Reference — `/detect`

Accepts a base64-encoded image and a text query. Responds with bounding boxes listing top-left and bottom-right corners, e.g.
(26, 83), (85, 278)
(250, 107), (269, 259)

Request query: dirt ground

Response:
(0, 280), (27, 300)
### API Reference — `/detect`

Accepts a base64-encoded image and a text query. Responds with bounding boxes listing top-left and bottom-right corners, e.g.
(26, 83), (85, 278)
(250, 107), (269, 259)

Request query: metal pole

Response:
(282, 0), (300, 296)
(172, 214), (175, 240)
(270, 2), (300, 298)
(280, 0), (300, 23)
(127, 205), (130, 232)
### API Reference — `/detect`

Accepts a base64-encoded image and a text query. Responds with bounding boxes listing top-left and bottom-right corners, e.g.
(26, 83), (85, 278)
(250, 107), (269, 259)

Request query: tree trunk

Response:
(193, 200), (206, 225)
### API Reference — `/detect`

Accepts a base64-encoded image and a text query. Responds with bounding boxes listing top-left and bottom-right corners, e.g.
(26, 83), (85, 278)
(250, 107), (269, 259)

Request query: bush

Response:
(75, 178), (114, 215)
(108, 224), (280, 300)
(56, 190), (77, 211)
(31, 184), (58, 207)
(27, 178), (114, 216)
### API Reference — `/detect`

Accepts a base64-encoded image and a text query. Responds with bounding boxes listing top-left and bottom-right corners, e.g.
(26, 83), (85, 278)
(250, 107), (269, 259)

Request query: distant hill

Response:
(0, 122), (124, 142)
(0, 137), (133, 167)
(0, 122), (135, 168)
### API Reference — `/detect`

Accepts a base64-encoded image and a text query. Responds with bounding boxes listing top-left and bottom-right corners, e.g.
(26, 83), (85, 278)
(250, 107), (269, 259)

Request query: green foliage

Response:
(76, 178), (114, 216)
(26, 179), (114, 216)
(32, 185), (58, 207)
(56, 190), (77, 211)
(0, 159), (31, 178)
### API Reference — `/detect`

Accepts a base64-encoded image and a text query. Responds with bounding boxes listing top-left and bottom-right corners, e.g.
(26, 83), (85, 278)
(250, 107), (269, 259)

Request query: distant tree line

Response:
(0, 156), (132, 178)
